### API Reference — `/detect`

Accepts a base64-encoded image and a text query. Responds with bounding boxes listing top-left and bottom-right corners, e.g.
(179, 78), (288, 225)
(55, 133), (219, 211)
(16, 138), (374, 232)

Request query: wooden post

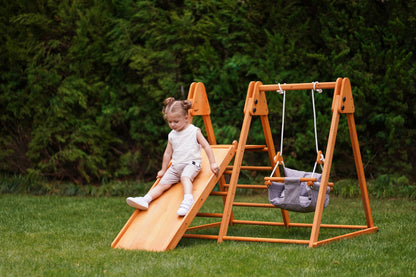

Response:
(309, 78), (343, 247)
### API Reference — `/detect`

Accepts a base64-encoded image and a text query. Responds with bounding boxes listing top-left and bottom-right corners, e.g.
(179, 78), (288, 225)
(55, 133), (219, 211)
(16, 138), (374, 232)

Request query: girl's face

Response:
(166, 111), (189, 131)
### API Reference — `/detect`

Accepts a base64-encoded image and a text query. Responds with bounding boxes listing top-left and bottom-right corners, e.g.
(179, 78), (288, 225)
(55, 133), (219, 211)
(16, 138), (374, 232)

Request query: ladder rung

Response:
(196, 213), (223, 218)
(233, 202), (275, 208)
(223, 184), (268, 189)
(226, 165), (273, 171)
(210, 191), (228, 196)
(245, 145), (268, 151)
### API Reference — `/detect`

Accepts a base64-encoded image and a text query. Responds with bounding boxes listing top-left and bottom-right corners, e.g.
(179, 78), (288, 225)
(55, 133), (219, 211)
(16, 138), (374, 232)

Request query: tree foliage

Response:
(1, 0), (415, 186)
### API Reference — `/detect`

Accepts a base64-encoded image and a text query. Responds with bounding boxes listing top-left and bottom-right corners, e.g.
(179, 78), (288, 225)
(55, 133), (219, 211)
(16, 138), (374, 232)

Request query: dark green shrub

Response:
(0, 0), (414, 190)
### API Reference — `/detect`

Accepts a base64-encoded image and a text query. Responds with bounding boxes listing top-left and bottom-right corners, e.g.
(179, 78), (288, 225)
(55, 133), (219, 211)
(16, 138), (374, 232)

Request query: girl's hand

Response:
(157, 170), (165, 179)
(210, 163), (220, 176)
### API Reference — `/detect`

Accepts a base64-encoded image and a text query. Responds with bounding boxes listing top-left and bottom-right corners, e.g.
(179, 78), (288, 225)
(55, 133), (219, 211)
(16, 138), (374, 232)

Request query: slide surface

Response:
(111, 144), (236, 251)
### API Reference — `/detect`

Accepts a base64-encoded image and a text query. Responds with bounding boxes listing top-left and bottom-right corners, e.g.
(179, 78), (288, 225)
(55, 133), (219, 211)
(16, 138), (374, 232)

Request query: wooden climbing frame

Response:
(184, 78), (378, 247)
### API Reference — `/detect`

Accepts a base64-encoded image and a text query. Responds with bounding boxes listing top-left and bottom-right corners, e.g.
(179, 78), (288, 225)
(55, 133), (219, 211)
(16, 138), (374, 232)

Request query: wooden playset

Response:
(112, 78), (378, 251)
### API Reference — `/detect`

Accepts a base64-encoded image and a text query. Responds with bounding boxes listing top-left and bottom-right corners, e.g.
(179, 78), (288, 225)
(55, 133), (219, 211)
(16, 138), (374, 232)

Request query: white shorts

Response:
(160, 162), (201, 185)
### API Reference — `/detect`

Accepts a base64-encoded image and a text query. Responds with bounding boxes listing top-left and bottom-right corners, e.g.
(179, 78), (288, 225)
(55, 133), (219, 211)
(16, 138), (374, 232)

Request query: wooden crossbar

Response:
(260, 82), (337, 92)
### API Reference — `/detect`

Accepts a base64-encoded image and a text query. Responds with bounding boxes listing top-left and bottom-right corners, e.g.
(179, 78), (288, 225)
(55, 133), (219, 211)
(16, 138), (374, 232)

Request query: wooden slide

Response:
(111, 143), (236, 251)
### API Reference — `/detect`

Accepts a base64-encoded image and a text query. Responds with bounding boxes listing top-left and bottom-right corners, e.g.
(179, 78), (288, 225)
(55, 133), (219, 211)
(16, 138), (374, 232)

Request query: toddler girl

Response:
(126, 97), (219, 216)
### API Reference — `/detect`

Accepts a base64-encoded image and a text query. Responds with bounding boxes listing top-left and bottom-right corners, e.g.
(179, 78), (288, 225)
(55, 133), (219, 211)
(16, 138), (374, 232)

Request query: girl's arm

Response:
(157, 141), (173, 178)
(196, 129), (219, 176)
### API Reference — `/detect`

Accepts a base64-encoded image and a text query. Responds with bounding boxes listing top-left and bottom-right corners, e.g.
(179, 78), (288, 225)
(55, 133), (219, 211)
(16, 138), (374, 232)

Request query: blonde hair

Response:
(162, 97), (192, 118)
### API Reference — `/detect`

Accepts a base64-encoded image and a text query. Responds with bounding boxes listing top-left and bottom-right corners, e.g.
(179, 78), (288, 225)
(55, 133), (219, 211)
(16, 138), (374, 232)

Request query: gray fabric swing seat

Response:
(268, 167), (330, 213)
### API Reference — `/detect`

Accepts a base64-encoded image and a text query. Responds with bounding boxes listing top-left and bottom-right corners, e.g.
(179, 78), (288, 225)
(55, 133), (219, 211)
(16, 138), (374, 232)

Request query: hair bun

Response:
(182, 100), (192, 111)
(164, 97), (176, 106)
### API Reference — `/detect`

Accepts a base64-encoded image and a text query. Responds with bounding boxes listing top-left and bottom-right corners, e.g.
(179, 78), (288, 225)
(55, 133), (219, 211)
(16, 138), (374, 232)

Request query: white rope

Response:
(311, 82), (324, 174)
(276, 83), (286, 94)
(311, 162), (318, 178)
(270, 160), (280, 178)
(311, 82), (319, 154)
(278, 83), (286, 155)
(312, 81), (323, 94)
(270, 83), (286, 177)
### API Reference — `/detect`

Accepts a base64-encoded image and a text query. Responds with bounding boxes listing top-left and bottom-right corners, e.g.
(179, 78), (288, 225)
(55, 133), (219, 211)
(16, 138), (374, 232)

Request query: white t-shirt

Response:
(168, 124), (201, 165)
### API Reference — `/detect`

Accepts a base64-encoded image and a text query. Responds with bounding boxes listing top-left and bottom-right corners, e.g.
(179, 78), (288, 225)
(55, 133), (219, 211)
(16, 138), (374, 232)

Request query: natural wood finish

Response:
(202, 77), (378, 248)
(113, 79), (378, 251)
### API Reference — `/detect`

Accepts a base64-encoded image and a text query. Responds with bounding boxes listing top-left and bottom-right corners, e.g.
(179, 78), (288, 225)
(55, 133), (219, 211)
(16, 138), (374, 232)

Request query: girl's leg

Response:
(126, 183), (172, 210)
(177, 176), (194, 216)
(127, 166), (179, 210)
(180, 176), (193, 195)
(146, 182), (173, 200)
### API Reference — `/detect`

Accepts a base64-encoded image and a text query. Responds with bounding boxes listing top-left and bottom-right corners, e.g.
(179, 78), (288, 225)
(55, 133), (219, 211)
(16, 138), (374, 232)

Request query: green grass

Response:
(1, 194), (415, 276)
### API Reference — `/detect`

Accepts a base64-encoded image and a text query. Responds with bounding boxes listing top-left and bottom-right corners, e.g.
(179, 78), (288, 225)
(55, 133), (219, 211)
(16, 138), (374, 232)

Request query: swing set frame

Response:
(183, 78), (378, 248)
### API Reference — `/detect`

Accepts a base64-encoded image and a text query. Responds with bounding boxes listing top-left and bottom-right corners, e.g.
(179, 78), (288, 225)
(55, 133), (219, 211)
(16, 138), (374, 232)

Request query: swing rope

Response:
(270, 82), (325, 178)
(277, 83), (286, 159)
(311, 81), (324, 176)
(270, 84), (286, 178)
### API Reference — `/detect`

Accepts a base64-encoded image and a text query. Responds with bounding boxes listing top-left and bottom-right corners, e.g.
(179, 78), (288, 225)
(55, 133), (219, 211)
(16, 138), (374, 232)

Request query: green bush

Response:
(0, 0), (415, 190)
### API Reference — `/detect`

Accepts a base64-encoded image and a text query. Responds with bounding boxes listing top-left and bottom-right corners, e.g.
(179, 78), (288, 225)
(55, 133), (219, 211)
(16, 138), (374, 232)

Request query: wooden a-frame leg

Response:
(309, 81), (343, 247)
(347, 113), (374, 228)
(217, 99), (254, 242)
(308, 109), (340, 247)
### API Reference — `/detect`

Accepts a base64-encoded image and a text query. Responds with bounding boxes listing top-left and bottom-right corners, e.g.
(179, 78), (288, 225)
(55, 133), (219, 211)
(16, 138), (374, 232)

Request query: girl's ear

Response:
(185, 113), (192, 124)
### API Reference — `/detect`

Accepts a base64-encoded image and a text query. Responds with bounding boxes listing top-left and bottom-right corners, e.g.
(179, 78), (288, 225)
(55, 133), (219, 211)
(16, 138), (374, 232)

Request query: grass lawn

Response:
(1, 193), (415, 276)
